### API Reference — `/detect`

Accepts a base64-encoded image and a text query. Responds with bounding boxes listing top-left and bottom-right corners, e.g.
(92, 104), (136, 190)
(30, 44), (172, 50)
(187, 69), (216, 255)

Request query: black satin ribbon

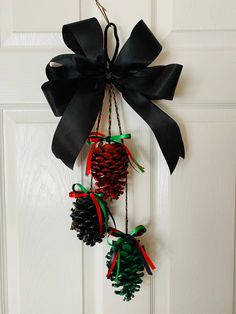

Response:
(41, 18), (184, 173)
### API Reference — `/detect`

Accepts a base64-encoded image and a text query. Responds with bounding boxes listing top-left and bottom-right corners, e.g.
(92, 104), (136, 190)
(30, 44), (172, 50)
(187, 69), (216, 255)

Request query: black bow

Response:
(41, 18), (184, 173)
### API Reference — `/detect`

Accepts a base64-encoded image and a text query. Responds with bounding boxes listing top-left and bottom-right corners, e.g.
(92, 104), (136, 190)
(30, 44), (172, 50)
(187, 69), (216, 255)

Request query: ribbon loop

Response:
(72, 183), (88, 193)
(112, 20), (162, 72)
(130, 225), (147, 237)
(104, 23), (120, 68)
(62, 18), (104, 58)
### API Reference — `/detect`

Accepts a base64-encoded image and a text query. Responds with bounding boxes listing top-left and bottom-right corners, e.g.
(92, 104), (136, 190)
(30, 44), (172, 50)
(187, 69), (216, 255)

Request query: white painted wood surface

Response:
(0, 0), (235, 313)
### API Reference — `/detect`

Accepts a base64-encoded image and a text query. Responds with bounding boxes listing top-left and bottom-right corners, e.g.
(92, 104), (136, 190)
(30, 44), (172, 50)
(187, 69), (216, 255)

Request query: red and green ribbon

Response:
(69, 183), (108, 237)
(86, 132), (145, 176)
(106, 225), (156, 281)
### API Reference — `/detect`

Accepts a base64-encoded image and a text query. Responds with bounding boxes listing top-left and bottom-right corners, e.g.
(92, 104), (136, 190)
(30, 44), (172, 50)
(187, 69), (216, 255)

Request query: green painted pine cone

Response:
(106, 241), (145, 301)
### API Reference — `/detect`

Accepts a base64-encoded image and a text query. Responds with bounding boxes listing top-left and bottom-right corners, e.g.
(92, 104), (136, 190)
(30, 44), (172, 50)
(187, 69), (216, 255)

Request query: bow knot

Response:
(105, 70), (113, 83)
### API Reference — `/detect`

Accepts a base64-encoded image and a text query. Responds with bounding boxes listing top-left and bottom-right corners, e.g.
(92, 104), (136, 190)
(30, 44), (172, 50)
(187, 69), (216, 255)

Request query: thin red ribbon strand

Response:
(89, 193), (103, 237)
(106, 251), (119, 279)
(135, 239), (156, 270)
(86, 132), (104, 175)
(69, 192), (87, 198)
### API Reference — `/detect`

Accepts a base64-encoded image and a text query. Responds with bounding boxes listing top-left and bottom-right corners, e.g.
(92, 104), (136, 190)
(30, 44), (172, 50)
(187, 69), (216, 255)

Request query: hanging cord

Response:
(125, 178), (128, 234)
(113, 87), (128, 232)
(92, 86), (129, 232)
(96, 108), (102, 133)
(111, 85), (123, 136)
(108, 86), (113, 138)
(95, 0), (110, 24)
(92, 16), (129, 232)
(108, 85), (123, 138)
(110, 84), (128, 233)
(90, 106), (103, 191)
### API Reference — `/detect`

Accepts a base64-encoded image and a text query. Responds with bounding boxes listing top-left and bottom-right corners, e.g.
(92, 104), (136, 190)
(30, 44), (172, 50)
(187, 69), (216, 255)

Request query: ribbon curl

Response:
(42, 18), (184, 174)
(106, 226), (156, 280)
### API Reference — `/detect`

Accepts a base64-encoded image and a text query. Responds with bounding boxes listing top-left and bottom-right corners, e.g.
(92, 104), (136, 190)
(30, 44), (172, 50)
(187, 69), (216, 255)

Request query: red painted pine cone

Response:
(91, 142), (129, 200)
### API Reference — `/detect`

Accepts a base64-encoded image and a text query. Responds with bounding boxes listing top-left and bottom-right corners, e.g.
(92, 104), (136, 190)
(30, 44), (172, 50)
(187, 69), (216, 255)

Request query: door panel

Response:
(3, 110), (83, 314)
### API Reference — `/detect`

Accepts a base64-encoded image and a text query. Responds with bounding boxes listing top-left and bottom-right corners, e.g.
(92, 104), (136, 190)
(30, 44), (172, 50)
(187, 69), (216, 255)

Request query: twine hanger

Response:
(94, 0), (129, 233)
(95, 0), (110, 24)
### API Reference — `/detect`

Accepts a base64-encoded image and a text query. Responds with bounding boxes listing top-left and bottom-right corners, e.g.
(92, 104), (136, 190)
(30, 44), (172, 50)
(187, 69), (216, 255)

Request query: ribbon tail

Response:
(123, 145), (145, 173)
(52, 83), (106, 169)
(106, 251), (119, 279)
(135, 240), (156, 272)
(135, 247), (152, 275)
(115, 250), (121, 282)
(90, 193), (103, 237)
(86, 143), (96, 175)
(96, 197), (108, 227)
(113, 20), (162, 72)
(122, 90), (184, 174)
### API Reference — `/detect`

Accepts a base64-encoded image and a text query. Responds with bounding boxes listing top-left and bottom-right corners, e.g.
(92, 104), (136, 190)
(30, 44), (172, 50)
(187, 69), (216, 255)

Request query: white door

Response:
(0, 0), (236, 313)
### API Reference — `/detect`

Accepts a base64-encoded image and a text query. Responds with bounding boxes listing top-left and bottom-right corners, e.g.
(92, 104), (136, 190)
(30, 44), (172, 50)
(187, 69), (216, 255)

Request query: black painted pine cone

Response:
(106, 241), (144, 301)
(91, 142), (129, 200)
(70, 195), (108, 246)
